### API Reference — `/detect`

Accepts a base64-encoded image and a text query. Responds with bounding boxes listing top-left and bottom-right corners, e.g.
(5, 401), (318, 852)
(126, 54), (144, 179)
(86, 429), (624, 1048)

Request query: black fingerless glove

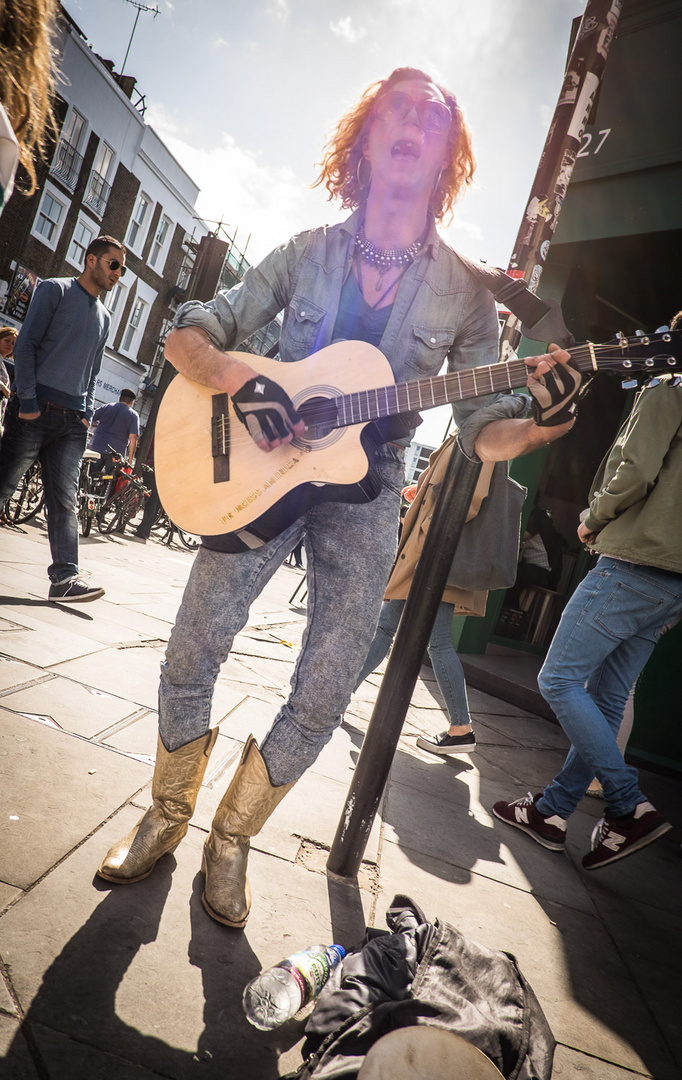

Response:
(232, 376), (302, 444)
(529, 362), (582, 427)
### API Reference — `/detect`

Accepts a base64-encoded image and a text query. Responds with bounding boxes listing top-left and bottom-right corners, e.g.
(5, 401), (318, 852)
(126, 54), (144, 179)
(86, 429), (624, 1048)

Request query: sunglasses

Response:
(98, 256), (126, 276)
(374, 91), (452, 135)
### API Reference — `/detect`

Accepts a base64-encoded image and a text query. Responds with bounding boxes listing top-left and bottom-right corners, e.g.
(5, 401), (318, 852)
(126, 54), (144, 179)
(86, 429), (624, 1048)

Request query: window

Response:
(66, 214), (97, 269)
(121, 297), (148, 355)
(93, 141), (114, 180)
(104, 279), (129, 344)
(63, 108), (85, 148)
(149, 214), (172, 270)
(51, 108), (86, 190)
(30, 181), (70, 250)
(126, 191), (152, 253)
(84, 141), (115, 217)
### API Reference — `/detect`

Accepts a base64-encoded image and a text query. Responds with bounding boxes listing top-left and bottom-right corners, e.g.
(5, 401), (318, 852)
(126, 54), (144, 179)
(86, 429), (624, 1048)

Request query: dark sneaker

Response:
(492, 792), (567, 851)
(48, 577), (105, 603)
(582, 801), (671, 870)
(416, 730), (476, 755)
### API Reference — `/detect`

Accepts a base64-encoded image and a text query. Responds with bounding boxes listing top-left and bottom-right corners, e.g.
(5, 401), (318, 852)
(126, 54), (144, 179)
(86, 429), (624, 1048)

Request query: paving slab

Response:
(0, 622), (107, 668)
(0, 1015), (41, 1080)
(479, 711), (570, 751)
(552, 1044), (651, 1079)
(580, 890), (682, 1074)
(383, 774), (594, 914)
(53, 644), (166, 710)
(0, 709), (151, 889)
(475, 742), (570, 790)
(0, 676), (143, 740)
(0, 656), (45, 693)
(375, 842), (675, 1079)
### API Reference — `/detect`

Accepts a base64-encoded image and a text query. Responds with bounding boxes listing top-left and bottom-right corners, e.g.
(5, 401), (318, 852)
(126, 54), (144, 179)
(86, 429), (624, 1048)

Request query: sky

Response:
(62, 0), (587, 443)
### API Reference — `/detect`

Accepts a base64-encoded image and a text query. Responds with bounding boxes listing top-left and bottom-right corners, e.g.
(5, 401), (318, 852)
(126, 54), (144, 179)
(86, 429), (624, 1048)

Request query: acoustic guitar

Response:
(155, 332), (681, 544)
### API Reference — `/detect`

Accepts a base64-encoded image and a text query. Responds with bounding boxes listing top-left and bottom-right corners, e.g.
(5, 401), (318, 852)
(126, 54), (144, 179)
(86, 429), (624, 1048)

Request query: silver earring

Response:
(356, 156), (372, 191)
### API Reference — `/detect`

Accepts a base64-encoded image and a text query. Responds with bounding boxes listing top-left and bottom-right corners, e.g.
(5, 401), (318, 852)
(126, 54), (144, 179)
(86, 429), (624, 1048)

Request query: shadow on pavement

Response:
(3, 859), (302, 1078)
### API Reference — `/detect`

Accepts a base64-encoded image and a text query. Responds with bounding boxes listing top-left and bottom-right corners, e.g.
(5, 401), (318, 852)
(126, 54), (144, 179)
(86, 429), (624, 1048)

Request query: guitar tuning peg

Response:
(671, 375), (682, 387)
(621, 379), (638, 390)
(647, 377), (661, 387)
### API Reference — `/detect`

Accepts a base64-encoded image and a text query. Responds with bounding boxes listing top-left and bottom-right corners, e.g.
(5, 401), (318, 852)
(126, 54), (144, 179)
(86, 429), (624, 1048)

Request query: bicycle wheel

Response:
(176, 528), (200, 550)
(5, 462), (45, 523)
(98, 488), (131, 533)
(151, 508), (173, 545)
(122, 488), (146, 532)
(79, 493), (92, 537)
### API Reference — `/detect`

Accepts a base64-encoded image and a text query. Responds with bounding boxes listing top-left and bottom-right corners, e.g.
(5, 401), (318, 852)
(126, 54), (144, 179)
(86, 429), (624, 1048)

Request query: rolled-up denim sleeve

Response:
(456, 393), (531, 460)
(172, 231), (309, 350)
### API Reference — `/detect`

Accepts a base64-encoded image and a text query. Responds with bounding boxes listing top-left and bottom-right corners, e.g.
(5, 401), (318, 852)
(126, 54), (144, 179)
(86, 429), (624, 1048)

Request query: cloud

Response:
(145, 104), (342, 264)
(330, 16), (367, 44)
(212, 36), (229, 48)
(268, 0), (291, 24)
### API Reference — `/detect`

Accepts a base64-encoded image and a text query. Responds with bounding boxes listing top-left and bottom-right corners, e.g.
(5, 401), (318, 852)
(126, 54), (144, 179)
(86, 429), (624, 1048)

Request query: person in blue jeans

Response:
(494, 354), (682, 870)
(353, 464), (485, 755)
(0, 235), (125, 601)
(97, 66), (578, 927)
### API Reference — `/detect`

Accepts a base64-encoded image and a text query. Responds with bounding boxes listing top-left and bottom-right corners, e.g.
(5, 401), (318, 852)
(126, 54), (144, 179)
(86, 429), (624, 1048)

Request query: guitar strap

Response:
(454, 253), (575, 349)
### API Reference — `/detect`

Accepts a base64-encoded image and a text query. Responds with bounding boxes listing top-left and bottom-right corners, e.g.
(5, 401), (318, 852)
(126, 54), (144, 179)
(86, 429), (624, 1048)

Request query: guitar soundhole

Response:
(293, 393), (344, 449)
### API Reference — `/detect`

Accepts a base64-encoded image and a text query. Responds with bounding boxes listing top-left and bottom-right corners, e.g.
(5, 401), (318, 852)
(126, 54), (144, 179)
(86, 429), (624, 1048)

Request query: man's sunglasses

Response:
(98, 256), (126, 276)
(374, 91), (452, 135)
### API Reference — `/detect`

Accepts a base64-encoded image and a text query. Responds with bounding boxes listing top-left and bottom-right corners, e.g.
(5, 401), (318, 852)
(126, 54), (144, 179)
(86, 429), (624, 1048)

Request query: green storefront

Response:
(455, 0), (682, 775)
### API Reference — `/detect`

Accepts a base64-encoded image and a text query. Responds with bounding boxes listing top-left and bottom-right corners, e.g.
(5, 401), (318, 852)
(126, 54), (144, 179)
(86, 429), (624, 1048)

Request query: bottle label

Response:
(279, 948), (331, 1007)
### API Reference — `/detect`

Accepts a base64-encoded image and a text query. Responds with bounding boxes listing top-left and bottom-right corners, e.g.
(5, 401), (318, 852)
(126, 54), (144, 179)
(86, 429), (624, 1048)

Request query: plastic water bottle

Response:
(243, 943), (346, 1030)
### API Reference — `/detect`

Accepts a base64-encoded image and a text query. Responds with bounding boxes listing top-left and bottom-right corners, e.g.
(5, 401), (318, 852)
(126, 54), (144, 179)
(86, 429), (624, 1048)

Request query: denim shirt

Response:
(174, 209), (528, 454)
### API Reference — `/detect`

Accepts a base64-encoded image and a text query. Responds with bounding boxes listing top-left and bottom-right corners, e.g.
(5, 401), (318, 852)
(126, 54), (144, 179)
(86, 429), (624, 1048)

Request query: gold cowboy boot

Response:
(97, 728), (218, 883)
(201, 735), (296, 927)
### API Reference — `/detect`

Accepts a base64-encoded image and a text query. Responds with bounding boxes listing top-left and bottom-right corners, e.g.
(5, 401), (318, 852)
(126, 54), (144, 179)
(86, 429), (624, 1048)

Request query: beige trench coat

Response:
(385, 436), (494, 616)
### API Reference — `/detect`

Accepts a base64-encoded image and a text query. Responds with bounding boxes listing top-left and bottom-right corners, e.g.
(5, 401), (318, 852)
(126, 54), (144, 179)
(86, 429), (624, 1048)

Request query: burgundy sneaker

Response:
(582, 801), (672, 870)
(492, 792), (567, 851)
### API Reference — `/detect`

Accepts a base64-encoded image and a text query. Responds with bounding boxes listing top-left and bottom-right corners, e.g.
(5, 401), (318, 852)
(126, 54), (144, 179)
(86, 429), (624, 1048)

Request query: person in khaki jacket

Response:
(493, 331), (682, 871)
(354, 433), (525, 755)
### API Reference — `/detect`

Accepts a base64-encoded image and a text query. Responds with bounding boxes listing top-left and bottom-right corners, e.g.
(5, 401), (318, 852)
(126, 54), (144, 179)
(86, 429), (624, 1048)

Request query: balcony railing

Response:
(84, 170), (111, 217)
(50, 139), (83, 191)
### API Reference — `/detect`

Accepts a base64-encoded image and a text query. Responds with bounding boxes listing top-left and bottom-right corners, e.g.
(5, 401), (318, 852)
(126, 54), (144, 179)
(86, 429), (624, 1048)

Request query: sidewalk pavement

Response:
(0, 516), (680, 1080)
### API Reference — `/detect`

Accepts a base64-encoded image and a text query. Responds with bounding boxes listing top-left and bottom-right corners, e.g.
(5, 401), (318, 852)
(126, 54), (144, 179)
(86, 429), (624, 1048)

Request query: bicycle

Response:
(150, 505), (200, 550)
(3, 461), (45, 524)
(77, 449), (106, 537)
(97, 466), (151, 535)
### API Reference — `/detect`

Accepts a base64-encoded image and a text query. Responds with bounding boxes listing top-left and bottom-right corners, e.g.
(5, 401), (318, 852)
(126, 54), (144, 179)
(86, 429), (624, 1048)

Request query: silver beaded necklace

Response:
(355, 226), (424, 290)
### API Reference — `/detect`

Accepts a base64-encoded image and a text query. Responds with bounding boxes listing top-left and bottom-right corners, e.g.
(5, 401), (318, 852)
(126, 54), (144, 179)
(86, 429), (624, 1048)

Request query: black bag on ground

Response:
(283, 895), (555, 1080)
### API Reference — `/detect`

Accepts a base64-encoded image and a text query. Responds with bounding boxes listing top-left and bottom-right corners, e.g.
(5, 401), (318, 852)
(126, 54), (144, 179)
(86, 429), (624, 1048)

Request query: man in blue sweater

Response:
(90, 388), (140, 463)
(0, 234), (125, 601)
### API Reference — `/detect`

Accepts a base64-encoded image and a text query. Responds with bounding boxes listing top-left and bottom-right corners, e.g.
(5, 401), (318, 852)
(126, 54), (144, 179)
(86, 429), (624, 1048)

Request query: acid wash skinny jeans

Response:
(354, 598), (471, 726)
(536, 556), (682, 820)
(159, 455), (403, 787)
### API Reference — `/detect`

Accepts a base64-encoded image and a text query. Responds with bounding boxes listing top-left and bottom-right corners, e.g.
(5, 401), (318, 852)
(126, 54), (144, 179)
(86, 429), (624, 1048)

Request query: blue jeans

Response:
(0, 400), (87, 583)
(536, 556), (682, 819)
(159, 454), (404, 786)
(355, 598), (471, 726)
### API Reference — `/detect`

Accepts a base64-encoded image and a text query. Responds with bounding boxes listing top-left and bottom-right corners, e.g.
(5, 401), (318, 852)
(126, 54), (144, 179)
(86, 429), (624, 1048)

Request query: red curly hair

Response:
(314, 67), (475, 224)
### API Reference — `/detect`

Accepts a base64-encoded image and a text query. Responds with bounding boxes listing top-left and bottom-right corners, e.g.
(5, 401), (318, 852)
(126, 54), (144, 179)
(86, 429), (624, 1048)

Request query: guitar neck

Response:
(333, 346), (597, 429)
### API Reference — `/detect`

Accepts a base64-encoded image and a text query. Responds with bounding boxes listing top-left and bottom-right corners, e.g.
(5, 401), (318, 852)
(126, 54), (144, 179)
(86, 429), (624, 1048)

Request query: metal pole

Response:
(120, 8), (141, 78)
(327, 442), (481, 879)
(501, 0), (623, 359)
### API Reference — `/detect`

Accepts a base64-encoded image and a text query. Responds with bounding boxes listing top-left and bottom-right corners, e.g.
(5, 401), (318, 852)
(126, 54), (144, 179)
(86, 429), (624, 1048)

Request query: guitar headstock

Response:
(584, 329), (682, 377)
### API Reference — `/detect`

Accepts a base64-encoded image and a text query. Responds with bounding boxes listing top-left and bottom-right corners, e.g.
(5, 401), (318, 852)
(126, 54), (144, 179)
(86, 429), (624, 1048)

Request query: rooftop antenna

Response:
(120, 0), (160, 78)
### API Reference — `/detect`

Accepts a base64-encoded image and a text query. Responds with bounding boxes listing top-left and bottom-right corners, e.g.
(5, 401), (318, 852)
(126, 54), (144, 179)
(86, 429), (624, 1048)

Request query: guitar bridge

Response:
(211, 393), (230, 483)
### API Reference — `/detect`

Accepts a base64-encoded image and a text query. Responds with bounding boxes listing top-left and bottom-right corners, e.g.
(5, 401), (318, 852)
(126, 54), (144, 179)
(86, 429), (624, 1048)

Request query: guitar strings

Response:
(209, 335), (679, 449)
